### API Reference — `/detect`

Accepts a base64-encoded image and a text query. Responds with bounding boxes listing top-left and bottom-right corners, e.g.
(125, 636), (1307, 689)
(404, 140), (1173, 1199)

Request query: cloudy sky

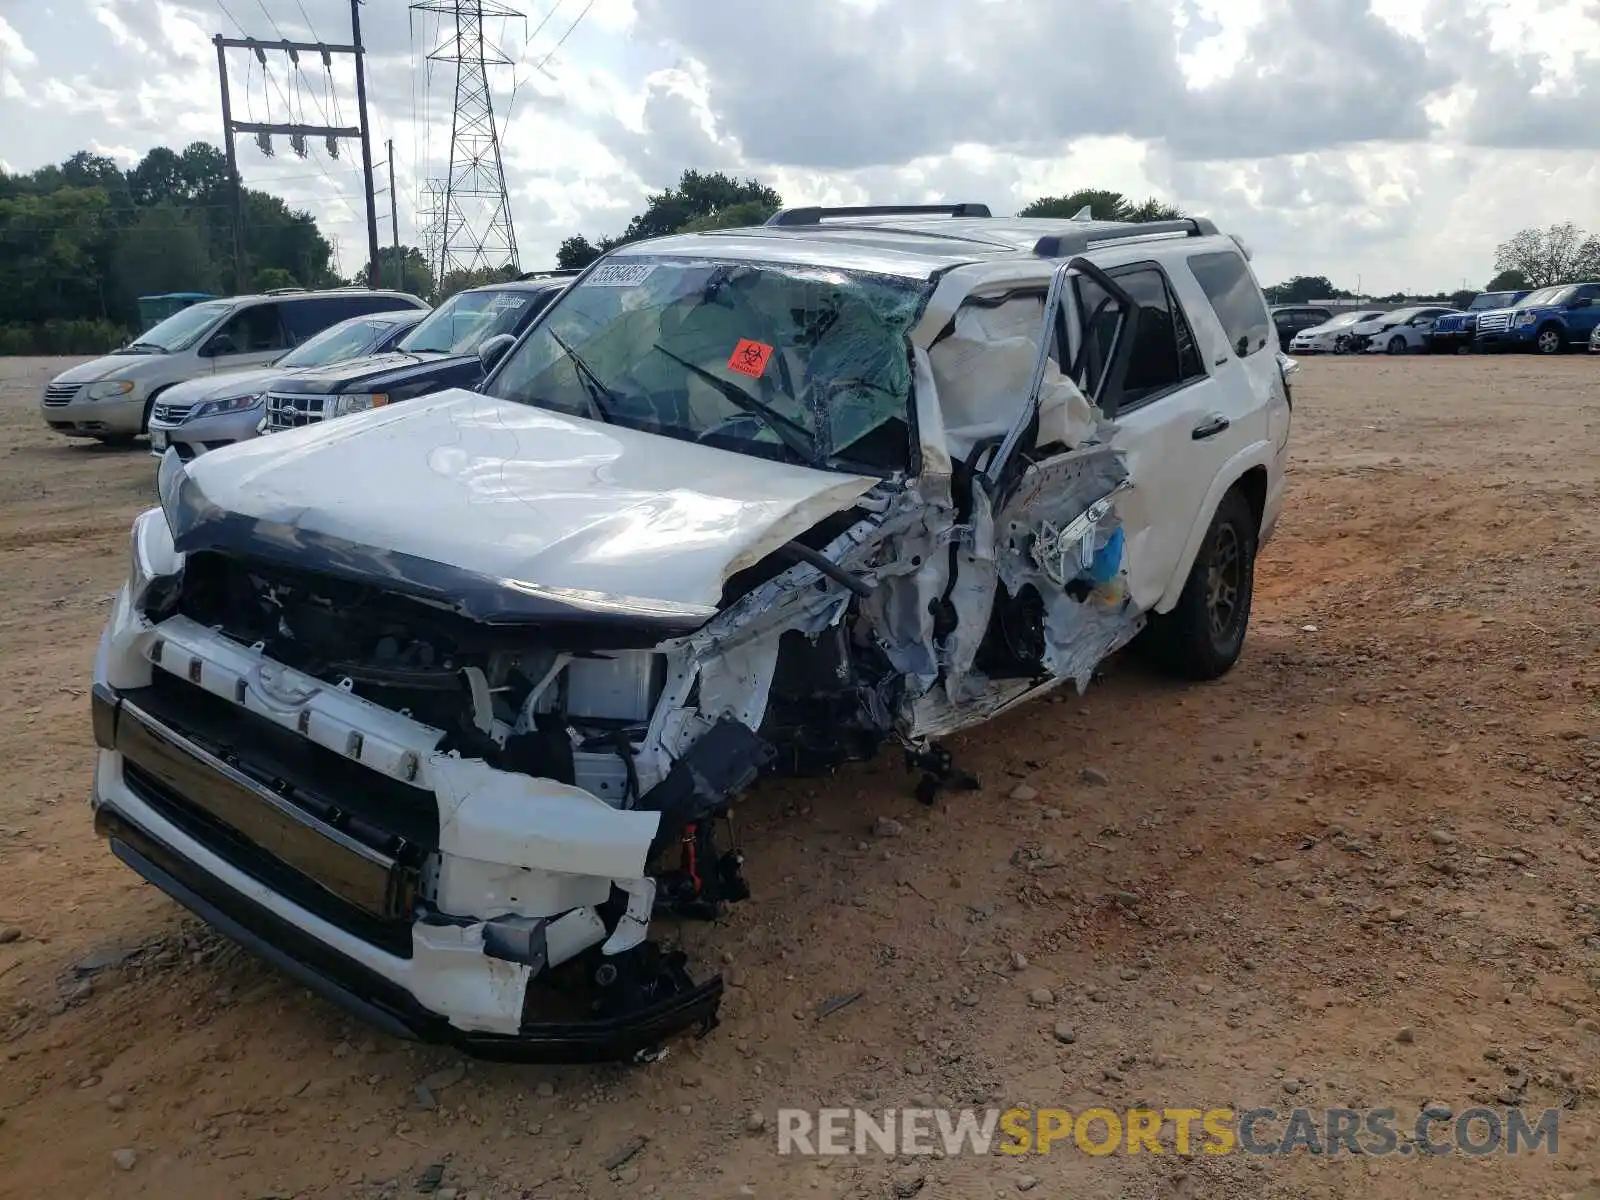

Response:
(1, 0), (1597, 292)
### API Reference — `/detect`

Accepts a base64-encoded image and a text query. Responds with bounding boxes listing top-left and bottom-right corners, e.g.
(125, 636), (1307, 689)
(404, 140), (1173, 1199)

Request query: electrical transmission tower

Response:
(410, 1), (521, 286)
(417, 177), (447, 278)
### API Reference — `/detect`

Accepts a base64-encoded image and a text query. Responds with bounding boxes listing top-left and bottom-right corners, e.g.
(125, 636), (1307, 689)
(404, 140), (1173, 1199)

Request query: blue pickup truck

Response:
(1474, 282), (1600, 354)
(1424, 289), (1527, 353)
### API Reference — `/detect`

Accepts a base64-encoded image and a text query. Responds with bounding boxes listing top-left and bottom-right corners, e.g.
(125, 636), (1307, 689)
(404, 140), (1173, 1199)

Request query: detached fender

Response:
(1154, 439), (1279, 614)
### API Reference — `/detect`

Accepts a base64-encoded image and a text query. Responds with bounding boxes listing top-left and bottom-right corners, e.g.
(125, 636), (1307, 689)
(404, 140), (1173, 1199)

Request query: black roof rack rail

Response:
(1032, 217), (1219, 258)
(766, 203), (992, 227)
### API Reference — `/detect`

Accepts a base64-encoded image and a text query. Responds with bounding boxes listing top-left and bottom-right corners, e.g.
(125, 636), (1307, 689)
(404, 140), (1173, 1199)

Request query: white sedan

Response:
(1287, 310), (1386, 354)
(1354, 306), (1461, 354)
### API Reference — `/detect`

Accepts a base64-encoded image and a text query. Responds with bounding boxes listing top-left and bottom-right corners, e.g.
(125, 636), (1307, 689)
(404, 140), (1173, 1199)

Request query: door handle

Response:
(1191, 414), (1230, 440)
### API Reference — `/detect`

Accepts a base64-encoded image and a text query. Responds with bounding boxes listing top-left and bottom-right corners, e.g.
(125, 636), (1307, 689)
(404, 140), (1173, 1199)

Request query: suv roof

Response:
(619, 205), (1233, 279)
(224, 288), (426, 306)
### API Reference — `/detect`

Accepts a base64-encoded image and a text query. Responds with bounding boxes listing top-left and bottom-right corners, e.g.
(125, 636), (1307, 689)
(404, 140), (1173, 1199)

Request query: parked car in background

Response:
(1345, 306), (1457, 354)
(1475, 282), (1600, 354)
(260, 272), (575, 433)
(1358, 306), (1461, 355)
(40, 288), (428, 444)
(1423, 289), (1529, 353)
(147, 308), (427, 460)
(1270, 305), (1333, 345)
(1287, 309), (1386, 354)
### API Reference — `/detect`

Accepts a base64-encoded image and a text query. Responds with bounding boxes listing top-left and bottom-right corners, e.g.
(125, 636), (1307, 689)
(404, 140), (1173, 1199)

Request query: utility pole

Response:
(388, 139), (400, 291)
(349, 0), (381, 290)
(214, 37), (246, 293)
(410, 1), (521, 286)
(211, 16), (378, 293)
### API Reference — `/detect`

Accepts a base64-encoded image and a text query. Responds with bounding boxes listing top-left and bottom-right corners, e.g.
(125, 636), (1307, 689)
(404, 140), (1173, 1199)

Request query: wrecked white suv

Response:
(90, 204), (1290, 1062)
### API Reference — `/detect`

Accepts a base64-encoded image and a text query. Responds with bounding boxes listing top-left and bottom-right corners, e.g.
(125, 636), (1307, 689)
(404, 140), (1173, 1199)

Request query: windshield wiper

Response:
(650, 343), (815, 464)
(123, 341), (166, 353)
(549, 329), (619, 423)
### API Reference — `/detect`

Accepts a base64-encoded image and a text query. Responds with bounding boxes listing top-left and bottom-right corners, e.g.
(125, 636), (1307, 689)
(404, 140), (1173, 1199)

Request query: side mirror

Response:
(1570, 297), (1593, 308)
(478, 333), (517, 375)
(202, 334), (238, 358)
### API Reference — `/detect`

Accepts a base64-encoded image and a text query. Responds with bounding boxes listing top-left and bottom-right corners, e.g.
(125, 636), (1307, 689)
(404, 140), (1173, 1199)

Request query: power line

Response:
(294, 0), (321, 40)
(216, 0), (248, 35)
(253, 0), (289, 41)
(500, 0), (562, 137)
(534, 0), (593, 73)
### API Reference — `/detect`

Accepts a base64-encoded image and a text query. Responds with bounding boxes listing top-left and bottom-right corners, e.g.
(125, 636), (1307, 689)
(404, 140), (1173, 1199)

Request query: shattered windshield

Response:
(400, 288), (534, 355)
(485, 256), (929, 474)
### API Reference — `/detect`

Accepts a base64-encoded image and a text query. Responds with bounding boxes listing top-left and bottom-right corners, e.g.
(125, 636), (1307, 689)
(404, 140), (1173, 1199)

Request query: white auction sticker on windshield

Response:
(488, 294), (527, 310)
(587, 261), (655, 286)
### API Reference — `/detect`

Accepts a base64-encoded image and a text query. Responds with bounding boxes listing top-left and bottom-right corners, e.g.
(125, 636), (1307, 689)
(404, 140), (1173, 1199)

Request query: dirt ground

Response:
(0, 352), (1597, 1200)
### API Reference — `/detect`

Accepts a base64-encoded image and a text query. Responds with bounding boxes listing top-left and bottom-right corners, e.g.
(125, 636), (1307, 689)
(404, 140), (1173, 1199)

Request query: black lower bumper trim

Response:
(96, 800), (724, 1063)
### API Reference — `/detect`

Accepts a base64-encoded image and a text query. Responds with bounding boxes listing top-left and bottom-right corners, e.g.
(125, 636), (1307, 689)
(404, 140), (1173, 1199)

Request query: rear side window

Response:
(1075, 266), (1205, 409)
(281, 297), (346, 343)
(347, 293), (422, 316)
(1190, 251), (1271, 358)
(281, 294), (416, 343)
(211, 302), (286, 353)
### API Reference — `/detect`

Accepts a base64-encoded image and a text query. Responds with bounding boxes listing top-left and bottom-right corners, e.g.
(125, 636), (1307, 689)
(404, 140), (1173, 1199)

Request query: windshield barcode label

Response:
(587, 262), (655, 286)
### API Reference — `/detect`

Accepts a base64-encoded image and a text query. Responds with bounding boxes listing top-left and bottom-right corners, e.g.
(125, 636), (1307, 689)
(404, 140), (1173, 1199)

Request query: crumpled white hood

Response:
(182, 389), (877, 610)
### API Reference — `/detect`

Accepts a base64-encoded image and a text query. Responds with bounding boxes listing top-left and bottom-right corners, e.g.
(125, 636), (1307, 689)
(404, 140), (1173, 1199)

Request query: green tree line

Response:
(0, 143), (335, 354)
(11, 143), (1580, 356)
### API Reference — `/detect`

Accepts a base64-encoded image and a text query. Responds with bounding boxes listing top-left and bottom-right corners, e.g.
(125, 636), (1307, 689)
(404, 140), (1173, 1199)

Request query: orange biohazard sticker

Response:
(727, 338), (774, 378)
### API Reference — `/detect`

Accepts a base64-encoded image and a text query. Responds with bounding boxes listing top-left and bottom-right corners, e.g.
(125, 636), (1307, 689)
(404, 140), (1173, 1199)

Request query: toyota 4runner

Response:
(90, 204), (1291, 1063)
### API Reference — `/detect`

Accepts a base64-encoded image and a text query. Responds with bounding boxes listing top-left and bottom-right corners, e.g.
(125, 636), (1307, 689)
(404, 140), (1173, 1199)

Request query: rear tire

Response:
(1139, 488), (1257, 681)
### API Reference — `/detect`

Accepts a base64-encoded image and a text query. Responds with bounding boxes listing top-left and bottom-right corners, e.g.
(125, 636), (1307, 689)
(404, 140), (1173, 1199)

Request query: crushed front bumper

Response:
(90, 682), (723, 1063)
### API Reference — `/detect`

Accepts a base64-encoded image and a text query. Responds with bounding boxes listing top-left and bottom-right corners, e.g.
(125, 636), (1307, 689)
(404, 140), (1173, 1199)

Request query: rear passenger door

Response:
(201, 302), (288, 373)
(1075, 261), (1252, 611)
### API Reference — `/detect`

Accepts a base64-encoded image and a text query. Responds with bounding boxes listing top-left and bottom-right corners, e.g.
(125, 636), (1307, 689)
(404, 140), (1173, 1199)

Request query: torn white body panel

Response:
(928, 296), (1097, 462)
(430, 754), (661, 882)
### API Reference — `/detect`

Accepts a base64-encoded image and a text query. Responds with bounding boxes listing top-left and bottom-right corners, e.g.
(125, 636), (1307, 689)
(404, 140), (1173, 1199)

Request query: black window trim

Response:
(1192, 248), (1273, 363)
(1074, 258), (1209, 418)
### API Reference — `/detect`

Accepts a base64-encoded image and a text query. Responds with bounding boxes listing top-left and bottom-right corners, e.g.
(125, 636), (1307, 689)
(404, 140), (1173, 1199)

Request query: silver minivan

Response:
(40, 288), (427, 443)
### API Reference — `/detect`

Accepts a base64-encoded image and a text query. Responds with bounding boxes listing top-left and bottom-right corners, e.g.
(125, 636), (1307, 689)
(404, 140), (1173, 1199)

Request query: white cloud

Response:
(1, 0), (1598, 293)
(0, 15), (36, 68)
